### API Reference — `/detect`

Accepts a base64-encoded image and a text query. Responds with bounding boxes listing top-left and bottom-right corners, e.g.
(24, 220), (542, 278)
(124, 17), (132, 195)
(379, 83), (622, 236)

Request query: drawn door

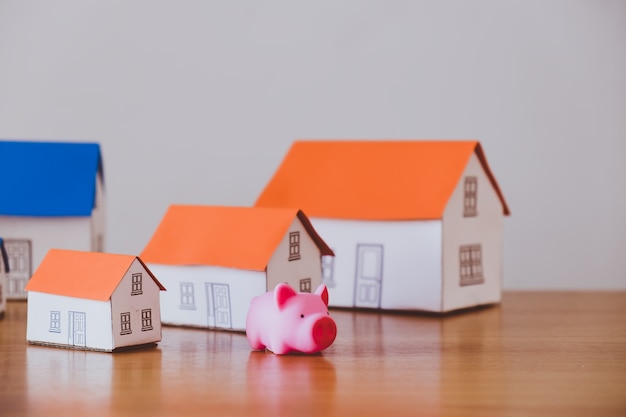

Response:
(354, 244), (384, 308)
(68, 311), (86, 347)
(205, 283), (232, 329)
(5, 239), (31, 298)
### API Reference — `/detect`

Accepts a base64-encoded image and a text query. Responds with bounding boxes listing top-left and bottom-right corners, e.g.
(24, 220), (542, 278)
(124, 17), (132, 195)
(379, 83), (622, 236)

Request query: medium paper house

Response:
(255, 140), (510, 313)
(0, 140), (105, 300)
(140, 205), (334, 331)
(25, 249), (165, 352)
(0, 238), (9, 318)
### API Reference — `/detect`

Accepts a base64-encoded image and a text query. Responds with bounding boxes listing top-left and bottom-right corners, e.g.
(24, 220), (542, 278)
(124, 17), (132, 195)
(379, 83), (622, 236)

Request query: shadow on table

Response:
(246, 350), (337, 416)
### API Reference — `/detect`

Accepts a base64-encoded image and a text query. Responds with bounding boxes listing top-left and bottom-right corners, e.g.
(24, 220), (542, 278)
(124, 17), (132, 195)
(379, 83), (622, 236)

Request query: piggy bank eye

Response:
(300, 314), (304, 318)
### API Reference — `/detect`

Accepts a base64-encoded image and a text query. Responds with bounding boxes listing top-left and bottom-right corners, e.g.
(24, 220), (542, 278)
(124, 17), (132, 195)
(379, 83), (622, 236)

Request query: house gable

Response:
(266, 216), (325, 293)
(0, 140), (103, 217)
(255, 140), (509, 220)
(110, 259), (163, 349)
(441, 153), (504, 311)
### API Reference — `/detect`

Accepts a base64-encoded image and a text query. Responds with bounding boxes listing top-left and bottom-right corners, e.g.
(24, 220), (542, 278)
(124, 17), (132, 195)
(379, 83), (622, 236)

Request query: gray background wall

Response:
(1, 1), (624, 290)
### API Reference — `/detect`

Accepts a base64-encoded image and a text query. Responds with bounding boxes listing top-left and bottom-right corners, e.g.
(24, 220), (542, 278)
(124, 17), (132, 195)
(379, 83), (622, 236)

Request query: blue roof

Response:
(0, 140), (103, 216)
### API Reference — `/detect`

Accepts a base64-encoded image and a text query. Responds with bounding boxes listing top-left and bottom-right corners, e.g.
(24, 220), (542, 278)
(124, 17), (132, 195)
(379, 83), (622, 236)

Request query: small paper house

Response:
(24, 249), (165, 352)
(140, 205), (334, 331)
(255, 140), (510, 313)
(0, 238), (9, 318)
(0, 140), (105, 300)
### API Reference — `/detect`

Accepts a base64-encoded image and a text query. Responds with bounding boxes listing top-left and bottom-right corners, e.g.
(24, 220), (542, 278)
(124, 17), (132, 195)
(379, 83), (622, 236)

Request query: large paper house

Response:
(140, 205), (334, 331)
(25, 249), (165, 352)
(0, 140), (105, 300)
(255, 140), (510, 313)
(0, 238), (9, 318)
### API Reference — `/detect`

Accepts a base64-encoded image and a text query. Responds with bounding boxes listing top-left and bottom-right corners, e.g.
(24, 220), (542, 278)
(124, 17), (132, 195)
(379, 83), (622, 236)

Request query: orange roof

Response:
(24, 249), (165, 301)
(140, 205), (333, 270)
(255, 140), (510, 220)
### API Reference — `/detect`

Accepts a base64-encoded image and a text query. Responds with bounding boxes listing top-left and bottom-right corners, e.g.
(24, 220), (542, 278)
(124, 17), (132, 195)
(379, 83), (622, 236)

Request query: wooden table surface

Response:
(1, 292), (625, 417)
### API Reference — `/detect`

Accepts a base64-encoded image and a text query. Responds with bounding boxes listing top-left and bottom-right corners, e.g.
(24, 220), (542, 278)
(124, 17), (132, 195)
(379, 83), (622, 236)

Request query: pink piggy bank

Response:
(246, 283), (337, 355)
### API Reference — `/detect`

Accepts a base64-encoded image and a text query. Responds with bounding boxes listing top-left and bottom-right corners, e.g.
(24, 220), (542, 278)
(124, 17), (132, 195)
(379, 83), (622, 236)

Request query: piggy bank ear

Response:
(274, 283), (297, 311)
(314, 284), (329, 306)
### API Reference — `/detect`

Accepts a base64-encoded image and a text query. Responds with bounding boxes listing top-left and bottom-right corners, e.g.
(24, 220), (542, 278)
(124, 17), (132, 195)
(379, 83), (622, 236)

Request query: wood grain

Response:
(1, 292), (625, 417)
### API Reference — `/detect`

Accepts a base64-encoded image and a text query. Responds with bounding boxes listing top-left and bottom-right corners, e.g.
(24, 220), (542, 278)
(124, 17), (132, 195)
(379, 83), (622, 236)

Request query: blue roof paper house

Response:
(0, 140), (105, 299)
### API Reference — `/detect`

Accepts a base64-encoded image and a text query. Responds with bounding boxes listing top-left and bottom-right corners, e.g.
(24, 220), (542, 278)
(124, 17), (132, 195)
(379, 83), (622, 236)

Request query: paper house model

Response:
(0, 238), (9, 318)
(24, 249), (165, 352)
(140, 205), (334, 331)
(255, 140), (510, 313)
(0, 140), (105, 300)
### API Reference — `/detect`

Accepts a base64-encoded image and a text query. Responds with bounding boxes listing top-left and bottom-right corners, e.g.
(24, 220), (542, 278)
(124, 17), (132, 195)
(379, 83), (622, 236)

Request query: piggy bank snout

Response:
(312, 316), (337, 350)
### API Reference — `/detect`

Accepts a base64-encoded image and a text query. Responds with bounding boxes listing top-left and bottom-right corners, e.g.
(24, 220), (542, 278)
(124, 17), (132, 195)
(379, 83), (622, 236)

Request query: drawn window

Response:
(6, 239), (31, 274)
(120, 312), (132, 335)
(464, 176), (478, 217)
(288, 231), (301, 261)
(321, 254), (335, 288)
(141, 309), (153, 331)
(131, 273), (143, 296)
(49, 311), (61, 333)
(5, 239), (31, 297)
(460, 244), (484, 286)
(300, 278), (312, 293)
(180, 282), (196, 310)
